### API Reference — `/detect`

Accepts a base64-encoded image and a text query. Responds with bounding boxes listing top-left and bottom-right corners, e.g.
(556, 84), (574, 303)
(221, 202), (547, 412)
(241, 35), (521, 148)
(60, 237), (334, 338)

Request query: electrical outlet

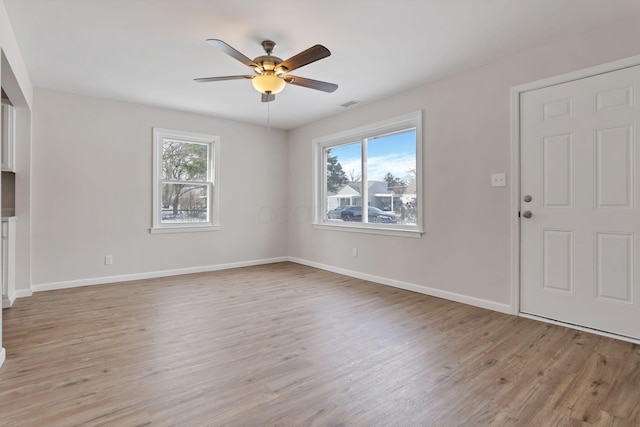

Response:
(352, 248), (358, 257)
(105, 255), (113, 265)
(491, 173), (507, 187)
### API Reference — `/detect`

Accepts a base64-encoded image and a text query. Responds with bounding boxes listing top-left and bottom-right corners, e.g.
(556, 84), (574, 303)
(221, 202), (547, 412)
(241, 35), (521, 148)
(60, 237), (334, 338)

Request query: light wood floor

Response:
(0, 262), (639, 426)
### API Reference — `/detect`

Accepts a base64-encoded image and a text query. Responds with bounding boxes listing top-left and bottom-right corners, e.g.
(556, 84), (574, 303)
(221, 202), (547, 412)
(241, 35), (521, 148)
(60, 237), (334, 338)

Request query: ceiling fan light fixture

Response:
(252, 72), (286, 95)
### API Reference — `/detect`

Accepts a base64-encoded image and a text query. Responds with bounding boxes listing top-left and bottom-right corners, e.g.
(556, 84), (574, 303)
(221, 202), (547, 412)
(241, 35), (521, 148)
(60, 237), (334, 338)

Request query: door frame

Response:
(509, 54), (640, 342)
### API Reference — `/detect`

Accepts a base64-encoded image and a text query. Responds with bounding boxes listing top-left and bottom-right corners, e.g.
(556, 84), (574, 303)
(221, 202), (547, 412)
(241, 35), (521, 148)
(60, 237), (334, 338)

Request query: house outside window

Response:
(314, 111), (423, 237)
(151, 128), (220, 233)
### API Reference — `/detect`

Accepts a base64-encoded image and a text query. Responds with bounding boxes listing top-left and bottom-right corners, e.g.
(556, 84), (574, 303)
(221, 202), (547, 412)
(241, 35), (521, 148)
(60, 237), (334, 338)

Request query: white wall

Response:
(287, 14), (640, 309)
(31, 89), (288, 287)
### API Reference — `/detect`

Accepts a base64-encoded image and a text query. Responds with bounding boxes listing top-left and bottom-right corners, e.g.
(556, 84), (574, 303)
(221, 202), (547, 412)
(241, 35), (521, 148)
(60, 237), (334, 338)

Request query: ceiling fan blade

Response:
(206, 39), (258, 68)
(284, 76), (338, 93)
(278, 45), (331, 73)
(194, 75), (253, 83)
(262, 93), (276, 103)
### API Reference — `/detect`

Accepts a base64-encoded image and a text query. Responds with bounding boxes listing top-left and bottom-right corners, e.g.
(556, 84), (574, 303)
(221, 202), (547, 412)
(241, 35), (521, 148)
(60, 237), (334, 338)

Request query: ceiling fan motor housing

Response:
(252, 55), (285, 74)
(254, 41), (288, 75)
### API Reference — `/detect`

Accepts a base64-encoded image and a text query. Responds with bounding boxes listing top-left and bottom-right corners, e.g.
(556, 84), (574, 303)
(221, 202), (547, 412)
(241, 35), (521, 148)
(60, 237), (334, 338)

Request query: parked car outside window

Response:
(327, 206), (349, 219)
(340, 206), (397, 223)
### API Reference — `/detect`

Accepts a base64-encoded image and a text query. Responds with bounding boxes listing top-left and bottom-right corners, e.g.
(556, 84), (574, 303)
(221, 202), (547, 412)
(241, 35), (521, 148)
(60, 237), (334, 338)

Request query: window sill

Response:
(312, 222), (423, 238)
(149, 224), (220, 234)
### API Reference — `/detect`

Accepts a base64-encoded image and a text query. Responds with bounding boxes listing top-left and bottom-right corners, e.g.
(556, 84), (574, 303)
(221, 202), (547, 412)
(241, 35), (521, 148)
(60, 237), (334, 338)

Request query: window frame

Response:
(313, 111), (423, 238)
(150, 128), (220, 234)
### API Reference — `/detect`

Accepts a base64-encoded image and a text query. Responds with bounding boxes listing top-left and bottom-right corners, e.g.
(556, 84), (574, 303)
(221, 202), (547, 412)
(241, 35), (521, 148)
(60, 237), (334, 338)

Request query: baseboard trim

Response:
(28, 255), (511, 315)
(32, 257), (289, 293)
(2, 291), (16, 308)
(288, 257), (512, 314)
(0, 348), (5, 368)
(15, 289), (32, 299)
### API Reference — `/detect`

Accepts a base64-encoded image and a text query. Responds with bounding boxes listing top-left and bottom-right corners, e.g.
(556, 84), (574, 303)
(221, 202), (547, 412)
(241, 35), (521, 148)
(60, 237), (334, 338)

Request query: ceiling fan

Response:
(195, 39), (338, 102)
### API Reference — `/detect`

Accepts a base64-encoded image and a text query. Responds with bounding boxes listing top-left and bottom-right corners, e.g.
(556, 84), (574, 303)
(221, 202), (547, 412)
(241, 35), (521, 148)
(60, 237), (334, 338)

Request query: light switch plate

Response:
(491, 173), (507, 187)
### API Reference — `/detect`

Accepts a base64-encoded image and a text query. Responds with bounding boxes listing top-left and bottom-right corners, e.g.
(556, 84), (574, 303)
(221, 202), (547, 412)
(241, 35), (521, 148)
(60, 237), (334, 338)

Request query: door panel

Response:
(595, 125), (633, 208)
(595, 232), (634, 304)
(520, 65), (640, 340)
(542, 134), (573, 207)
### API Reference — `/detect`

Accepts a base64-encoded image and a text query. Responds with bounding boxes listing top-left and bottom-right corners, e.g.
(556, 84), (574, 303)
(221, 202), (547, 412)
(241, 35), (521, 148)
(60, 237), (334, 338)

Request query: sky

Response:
(330, 129), (416, 182)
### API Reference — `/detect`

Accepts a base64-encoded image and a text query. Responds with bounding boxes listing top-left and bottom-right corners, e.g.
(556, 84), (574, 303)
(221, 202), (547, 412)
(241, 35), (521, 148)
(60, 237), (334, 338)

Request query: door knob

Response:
(523, 195), (532, 202)
(522, 211), (532, 218)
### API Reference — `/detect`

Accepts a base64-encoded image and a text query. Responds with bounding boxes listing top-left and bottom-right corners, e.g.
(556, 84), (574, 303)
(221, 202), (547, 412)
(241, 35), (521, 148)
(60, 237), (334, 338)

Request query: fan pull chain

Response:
(267, 101), (271, 131)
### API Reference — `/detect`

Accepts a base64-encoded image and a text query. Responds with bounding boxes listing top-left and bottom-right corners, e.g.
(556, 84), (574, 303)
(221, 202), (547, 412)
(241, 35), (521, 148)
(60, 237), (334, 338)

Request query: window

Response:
(314, 111), (422, 237)
(151, 128), (220, 233)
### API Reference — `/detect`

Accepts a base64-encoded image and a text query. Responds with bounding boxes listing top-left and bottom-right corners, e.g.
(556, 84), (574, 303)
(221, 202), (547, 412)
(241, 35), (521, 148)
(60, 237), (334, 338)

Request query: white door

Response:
(520, 65), (640, 340)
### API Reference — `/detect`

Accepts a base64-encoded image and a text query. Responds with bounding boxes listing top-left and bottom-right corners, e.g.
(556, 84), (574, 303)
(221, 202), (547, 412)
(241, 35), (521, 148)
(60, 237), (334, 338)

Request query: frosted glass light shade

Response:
(252, 73), (286, 94)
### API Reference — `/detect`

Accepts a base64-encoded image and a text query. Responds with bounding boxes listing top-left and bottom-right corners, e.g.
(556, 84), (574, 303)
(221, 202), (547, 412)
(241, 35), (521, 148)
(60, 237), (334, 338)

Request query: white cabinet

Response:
(1, 100), (15, 172)
(2, 217), (16, 308)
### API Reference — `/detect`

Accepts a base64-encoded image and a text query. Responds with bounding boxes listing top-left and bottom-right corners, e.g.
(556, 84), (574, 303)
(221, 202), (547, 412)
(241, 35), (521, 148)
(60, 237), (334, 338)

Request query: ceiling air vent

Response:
(340, 100), (360, 108)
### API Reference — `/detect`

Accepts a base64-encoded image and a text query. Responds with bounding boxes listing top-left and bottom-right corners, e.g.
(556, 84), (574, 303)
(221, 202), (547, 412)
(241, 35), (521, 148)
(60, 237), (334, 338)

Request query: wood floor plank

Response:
(0, 262), (639, 426)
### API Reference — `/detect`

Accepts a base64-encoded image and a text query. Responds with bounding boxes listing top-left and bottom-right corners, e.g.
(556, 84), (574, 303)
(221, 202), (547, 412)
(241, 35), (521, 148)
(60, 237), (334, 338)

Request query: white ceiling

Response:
(4, 0), (640, 129)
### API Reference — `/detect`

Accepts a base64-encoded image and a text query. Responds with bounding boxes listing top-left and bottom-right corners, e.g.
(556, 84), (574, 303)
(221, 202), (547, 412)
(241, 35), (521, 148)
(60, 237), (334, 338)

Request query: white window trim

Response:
(312, 111), (424, 238)
(150, 128), (220, 234)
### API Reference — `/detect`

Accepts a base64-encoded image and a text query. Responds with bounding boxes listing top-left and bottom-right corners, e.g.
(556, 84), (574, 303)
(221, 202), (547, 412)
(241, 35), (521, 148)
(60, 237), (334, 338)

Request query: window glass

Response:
(161, 183), (209, 223)
(162, 140), (208, 182)
(160, 140), (210, 224)
(325, 142), (362, 223)
(367, 130), (417, 226)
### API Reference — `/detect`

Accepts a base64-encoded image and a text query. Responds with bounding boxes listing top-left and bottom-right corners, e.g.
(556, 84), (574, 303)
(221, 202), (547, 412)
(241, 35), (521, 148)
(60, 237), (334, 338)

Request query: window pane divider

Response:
(160, 179), (210, 185)
(362, 137), (369, 223)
